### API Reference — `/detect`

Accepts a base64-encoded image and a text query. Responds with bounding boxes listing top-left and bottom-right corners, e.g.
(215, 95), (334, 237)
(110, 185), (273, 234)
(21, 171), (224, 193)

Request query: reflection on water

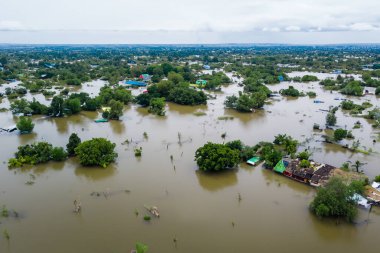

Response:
(74, 163), (117, 181)
(195, 169), (238, 192)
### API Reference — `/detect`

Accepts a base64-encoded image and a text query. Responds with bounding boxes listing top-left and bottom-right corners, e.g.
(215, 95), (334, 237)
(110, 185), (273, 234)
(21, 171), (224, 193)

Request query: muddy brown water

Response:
(0, 72), (379, 253)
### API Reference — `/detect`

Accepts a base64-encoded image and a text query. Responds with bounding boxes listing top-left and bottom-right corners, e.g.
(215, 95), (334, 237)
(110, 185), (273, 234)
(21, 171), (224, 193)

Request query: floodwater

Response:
(0, 72), (380, 253)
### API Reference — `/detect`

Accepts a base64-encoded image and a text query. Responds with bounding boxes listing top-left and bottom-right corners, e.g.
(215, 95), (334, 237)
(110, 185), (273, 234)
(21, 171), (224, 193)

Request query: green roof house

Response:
(273, 160), (286, 174)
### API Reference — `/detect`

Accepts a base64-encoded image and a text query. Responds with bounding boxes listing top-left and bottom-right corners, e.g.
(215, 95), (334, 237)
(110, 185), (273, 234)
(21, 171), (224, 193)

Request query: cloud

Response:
(0, 20), (26, 31)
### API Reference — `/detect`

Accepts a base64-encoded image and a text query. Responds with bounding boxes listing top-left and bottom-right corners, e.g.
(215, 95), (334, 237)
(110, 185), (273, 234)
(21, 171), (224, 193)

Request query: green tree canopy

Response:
(195, 142), (240, 171)
(75, 138), (118, 167)
(16, 116), (34, 133)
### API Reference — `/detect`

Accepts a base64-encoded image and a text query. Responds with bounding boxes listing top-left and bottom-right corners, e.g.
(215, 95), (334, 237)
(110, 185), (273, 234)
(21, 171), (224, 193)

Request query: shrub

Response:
(66, 133), (81, 156)
(75, 138), (118, 167)
(51, 147), (68, 161)
(16, 116), (34, 133)
(310, 177), (358, 222)
(334, 128), (348, 141)
(195, 142), (240, 171)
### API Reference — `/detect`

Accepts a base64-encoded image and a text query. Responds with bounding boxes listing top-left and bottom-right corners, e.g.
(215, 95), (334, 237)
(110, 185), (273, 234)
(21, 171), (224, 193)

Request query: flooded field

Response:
(1, 73), (380, 253)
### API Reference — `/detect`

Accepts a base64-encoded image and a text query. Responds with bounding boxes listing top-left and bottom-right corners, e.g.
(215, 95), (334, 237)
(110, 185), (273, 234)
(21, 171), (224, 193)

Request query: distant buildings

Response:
(139, 74), (151, 82)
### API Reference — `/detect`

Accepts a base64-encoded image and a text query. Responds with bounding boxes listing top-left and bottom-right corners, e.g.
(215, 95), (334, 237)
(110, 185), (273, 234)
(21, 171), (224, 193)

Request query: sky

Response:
(0, 0), (379, 44)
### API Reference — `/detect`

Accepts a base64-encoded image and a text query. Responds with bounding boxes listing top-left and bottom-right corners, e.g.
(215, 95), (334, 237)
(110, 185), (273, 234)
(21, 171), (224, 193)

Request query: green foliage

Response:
(310, 177), (358, 222)
(66, 133), (82, 156)
(374, 175), (380, 182)
(14, 142), (53, 165)
(341, 162), (350, 171)
(51, 147), (68, 161)
(301, 75), (318, 83)
(64, 98), (81, 115)
(108, 99), (124, 120)
(143, 215), (151, 221)
(195, 142), (240, 171)
(300, 159), (311, 168)
(16, 116), (34, 133)
(134, 147), (142, 157)
(75, 138), (117, 167)
(306, 91), (317, 98)
(225, 140), (244, 151)
(167, 87), (207, 105)
(273, 134), (298, 155)
(136, 242), (149, 253)
(340, 81), (364, 96)
(301, 75), (319, 82)
(280, 86), (302, 97)
(350, 180), (366, 195)
(135, 93), (152, 107)
(225, 91), (266, 112)
(168, 71), (184, 84)
(376, 86), (380, 95)
(297, 150), (310, 160)
(334, 128), (348, 141)
(260, 143), (283, 168)
(50, 96), (64, 117)
(326, 112), (337, 126)
(148, 97), (166, 116)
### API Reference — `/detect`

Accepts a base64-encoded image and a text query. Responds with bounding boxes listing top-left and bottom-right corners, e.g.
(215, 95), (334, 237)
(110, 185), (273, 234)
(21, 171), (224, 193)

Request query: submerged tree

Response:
(74, 138), (117, 167)
(309, 177), (360, 222)
(16, 116), (34, 133)
(66, 133), (81, 156)
(195, 142), (240, 171)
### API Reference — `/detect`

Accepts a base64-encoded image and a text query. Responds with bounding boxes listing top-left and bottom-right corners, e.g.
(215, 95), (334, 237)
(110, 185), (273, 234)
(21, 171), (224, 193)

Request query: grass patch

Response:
(218, 116), (234, 120)
(193, 111), (207, 116)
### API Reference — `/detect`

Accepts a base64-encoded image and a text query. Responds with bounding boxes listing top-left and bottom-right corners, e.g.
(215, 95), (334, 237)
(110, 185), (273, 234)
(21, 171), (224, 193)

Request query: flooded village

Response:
(0, 45), (380, 253)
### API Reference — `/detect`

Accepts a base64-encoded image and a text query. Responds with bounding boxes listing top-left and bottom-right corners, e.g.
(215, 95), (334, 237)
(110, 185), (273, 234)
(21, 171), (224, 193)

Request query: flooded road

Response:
(0, 73), (379, 253)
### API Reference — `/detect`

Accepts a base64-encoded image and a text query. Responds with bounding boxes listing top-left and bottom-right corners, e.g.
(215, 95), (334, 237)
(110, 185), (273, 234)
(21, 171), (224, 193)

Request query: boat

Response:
(246, 156), (261, 166)
(94, 118), (108, 123)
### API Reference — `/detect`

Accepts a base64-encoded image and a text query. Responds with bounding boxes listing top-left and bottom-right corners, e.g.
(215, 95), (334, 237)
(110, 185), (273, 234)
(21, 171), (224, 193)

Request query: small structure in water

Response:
(94, 118), (108, 123)
(246, 156), (261, 166)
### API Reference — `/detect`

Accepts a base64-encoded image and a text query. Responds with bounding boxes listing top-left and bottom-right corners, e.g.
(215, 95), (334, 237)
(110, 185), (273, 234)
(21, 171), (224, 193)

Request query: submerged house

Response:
(309, 164), (335, 187)
(139, 74), (151, 81)
(273, 160), (288, 174)
(124, 80), (147, 87)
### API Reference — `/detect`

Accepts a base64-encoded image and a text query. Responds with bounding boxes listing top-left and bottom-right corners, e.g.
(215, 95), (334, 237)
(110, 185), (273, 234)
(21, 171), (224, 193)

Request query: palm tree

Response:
(351, 160), (365, 173)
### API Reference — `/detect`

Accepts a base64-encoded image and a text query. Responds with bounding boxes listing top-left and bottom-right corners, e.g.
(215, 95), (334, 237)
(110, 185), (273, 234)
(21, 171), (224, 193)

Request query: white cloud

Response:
(0, 0), (379, 43)
(0, 20), (26, 31)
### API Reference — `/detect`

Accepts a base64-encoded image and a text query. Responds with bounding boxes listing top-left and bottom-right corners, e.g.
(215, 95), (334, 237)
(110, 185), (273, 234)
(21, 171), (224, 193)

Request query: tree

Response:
(64, 98), (81, 115)
(167, 87), (207, 105)
(236, 94), (255, 112)
(195, 142), (240, 171)
(334, 128), (348, 141)
(51, 147), (68, 161)
(224, 95), (238, 108)
(168, 71), (184, 84)
(16, 116), (34, 133)
(341, 81), (364, 96)
(280, 86), (301, 97)
(50, 96), (64, 117)
(148, 97), (166, 116)
(66, 133), (81, 156)
(14, 142), (53, 165)
(108, 99), (124, 120)
(326, 112), (337, 126)
(310, 177), (359, 222)
(297, 150), (311, 160)
(351, 160), (364, 173)
(74, 138), (118, 167)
